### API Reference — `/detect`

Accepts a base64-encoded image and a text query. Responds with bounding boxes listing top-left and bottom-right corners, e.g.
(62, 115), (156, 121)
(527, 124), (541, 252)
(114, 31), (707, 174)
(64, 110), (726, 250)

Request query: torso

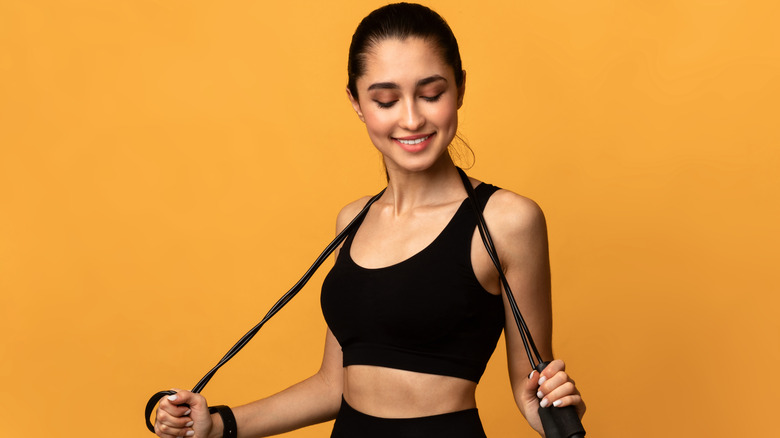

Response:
(343, 365), (478, 417)
(349, 195), (471, 270)
(323, 180), (505, 418)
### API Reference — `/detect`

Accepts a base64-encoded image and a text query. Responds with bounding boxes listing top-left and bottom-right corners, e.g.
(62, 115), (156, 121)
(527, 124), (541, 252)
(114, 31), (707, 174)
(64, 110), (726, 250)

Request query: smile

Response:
(396, 135), (431, 145)
(392, 133), (436, 153)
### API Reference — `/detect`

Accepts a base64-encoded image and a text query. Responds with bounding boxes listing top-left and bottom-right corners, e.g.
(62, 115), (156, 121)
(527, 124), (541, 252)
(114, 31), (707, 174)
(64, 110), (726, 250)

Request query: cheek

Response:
(363, 110), (393, 135)
(429, 104), (458, 129)
(426, 93), (459, 122)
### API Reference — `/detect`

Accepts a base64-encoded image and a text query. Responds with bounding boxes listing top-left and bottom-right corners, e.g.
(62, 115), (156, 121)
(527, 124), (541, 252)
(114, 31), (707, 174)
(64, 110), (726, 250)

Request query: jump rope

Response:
(144, 168), (586, 438)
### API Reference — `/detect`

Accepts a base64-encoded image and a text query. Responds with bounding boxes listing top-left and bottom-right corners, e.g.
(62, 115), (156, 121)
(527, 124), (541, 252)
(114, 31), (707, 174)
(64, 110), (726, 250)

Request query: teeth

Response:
(397, 135), (430, 145)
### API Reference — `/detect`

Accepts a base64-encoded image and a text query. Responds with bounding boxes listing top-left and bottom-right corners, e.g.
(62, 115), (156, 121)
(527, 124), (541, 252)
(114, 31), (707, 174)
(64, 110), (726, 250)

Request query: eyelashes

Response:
(373, 92), (445, 109)
(421, 92), (444, 103)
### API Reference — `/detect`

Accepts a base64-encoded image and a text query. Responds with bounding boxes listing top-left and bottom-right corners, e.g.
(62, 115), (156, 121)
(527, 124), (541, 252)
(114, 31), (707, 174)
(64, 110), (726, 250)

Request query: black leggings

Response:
(330, 397), (487, 438)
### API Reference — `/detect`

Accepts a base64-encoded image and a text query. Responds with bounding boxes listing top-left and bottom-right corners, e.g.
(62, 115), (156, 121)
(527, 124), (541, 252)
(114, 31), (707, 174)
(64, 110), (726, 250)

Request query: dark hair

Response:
(347, 3), (464, 98)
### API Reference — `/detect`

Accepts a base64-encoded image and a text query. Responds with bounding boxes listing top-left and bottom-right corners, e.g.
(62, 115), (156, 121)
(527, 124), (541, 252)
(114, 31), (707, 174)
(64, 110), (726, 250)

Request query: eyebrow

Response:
(367, 75), (447, 91)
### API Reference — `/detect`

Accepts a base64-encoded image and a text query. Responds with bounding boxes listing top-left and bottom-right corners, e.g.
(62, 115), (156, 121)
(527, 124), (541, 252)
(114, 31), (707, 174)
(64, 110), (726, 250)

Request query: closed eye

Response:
(421, 92), (444, 102)
(374, 100), (397, 109)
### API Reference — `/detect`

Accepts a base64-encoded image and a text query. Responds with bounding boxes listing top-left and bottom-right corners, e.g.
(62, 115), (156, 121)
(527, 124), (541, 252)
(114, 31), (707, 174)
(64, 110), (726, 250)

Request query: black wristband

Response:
(208, 405), (237, 438)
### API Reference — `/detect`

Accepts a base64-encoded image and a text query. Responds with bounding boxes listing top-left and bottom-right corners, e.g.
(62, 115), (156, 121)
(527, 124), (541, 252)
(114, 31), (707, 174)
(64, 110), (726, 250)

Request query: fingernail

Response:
(553, 400), (562, 407)
(536, 390), (543, 399)
(528, 370), (535, 379)
(184, 409), (191, 416)
(186, 431), (195, 437)
(540, 398), (550, 408)
(538, 376), (547, 386)
(186, 421), (194, 427)
(167, 394), (178, 401)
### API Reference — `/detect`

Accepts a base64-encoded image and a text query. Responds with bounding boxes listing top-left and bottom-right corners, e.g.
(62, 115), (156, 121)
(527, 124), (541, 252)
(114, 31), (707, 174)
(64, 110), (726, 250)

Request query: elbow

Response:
(314, 365), (344, 408)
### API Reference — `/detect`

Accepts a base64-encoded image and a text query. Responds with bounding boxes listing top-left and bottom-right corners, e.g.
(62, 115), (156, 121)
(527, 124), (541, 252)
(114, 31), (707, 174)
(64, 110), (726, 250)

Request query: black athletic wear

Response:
(330, 397), (487, 438)
(321, 183), (504, 383)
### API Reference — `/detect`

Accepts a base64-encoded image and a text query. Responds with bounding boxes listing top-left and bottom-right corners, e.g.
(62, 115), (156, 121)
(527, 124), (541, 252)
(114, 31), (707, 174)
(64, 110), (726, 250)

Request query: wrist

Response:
(208, 412), (223, 438)
(208, 405), (237, 438)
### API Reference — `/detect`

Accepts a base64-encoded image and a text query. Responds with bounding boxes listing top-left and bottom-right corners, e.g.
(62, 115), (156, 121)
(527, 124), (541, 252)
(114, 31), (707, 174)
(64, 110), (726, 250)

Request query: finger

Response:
(155, 410), (196, 437)
(156, 390), (197, 437)
(157, 409), (194, 429)
(159, 399), (193, 418)
(158, 401), (193, 422)
(526, 369), (541, 389)
(156, 428), (180, 438)
(167, 390), (207, 411)
(537, 359), (565, 386)
(164, 390), (208, 418)
(548, 394), (586, 419)
(155, 420), (194, 437)
(539, 380), (576, 406)
(538, 370), (570, 398)
(545, 393), (583, 410)
(162, 389), (214, 437)
(159, 389), (191, 411)
(165, 389), (190, 407)
(170, 392), (212, 427)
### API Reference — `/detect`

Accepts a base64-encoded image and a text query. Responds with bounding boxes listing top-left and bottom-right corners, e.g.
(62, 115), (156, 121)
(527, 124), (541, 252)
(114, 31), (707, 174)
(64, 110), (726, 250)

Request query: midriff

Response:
(342, 365), (478, 418)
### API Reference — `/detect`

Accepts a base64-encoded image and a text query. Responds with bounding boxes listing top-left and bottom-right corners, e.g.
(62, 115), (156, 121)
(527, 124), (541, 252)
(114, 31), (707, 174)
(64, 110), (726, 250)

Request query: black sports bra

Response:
(320, 183), (504, 383)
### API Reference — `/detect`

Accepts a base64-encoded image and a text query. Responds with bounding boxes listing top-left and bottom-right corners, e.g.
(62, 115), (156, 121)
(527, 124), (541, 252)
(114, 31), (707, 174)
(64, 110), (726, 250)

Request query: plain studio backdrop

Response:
(1, 1), (778, 436)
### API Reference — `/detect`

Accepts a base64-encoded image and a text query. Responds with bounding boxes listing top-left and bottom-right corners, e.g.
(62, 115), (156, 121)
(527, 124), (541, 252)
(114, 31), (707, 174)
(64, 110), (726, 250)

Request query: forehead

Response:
(359, 37), (452, 87)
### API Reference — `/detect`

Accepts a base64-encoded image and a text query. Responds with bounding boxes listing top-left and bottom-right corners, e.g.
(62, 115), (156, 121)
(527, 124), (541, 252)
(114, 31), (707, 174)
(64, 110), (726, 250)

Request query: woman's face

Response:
(348, 37), (465, 174)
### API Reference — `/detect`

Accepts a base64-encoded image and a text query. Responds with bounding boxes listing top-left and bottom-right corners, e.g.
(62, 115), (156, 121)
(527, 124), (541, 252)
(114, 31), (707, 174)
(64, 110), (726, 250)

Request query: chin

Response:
(385, 150), (452, 174)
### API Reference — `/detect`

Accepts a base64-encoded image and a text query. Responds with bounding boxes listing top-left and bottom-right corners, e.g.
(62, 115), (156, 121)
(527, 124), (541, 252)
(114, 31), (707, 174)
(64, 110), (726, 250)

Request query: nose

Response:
(399, 100), (425, 131)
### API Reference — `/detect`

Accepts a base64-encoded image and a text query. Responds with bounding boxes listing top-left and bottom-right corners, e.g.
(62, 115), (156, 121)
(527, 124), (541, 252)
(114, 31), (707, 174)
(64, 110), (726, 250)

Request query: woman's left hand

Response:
(519, 359), (586, 435)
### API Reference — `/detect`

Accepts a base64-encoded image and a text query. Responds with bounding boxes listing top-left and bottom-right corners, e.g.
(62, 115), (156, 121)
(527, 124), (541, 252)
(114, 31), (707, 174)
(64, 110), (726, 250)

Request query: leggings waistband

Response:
(331, 397), (487, 438)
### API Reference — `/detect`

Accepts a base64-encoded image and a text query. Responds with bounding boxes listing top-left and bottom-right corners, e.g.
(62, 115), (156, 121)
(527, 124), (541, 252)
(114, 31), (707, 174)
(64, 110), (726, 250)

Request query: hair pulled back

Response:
(347, 3), (464, 98)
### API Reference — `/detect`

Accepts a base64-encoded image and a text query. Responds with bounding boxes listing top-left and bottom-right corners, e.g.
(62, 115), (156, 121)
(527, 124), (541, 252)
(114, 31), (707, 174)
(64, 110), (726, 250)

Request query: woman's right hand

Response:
(155, 389), (213, 438)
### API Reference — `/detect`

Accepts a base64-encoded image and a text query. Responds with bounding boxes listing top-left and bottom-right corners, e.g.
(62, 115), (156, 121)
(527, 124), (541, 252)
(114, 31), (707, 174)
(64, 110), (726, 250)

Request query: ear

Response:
(346, 88), (365, 122)
(457, 70), (467, 109)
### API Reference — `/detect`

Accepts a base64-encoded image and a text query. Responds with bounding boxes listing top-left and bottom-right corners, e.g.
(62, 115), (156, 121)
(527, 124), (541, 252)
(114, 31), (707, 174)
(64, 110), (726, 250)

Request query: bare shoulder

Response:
(483, 188), (548, 240)
(335, 195), (374, 234)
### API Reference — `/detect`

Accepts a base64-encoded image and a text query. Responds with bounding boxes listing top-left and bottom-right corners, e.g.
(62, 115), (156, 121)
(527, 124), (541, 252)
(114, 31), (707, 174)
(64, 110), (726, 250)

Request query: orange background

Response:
(1, 1), (778, 437)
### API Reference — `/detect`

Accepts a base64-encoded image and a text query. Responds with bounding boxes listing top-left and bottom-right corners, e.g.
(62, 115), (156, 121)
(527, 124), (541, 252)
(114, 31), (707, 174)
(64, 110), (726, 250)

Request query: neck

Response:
(381, 155), (466, 215)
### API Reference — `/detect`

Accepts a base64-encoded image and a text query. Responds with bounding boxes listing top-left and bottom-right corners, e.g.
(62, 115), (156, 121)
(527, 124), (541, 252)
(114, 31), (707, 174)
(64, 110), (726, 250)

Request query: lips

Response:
(392, 132), (436, 152)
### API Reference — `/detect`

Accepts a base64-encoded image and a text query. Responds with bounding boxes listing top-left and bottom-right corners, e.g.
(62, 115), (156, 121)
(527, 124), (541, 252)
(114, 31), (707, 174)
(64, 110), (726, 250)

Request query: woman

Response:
(154, 3), (585, 437)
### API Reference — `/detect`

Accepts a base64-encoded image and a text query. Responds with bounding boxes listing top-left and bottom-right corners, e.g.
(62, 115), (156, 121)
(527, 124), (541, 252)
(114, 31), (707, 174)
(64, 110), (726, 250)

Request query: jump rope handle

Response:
(535, 361), (586, 438)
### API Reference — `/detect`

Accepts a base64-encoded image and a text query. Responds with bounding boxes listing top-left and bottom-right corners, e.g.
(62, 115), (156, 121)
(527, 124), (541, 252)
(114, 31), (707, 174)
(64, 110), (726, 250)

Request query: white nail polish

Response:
(537, 390), (543, 399)
(167, 394), (178, 401)
(186, 431), (195, 437)
(186, 421), (194, 427)
(184, 409), (191, 416)
(538, 376), (547, 386)
(540, 398), (549, 408)
(553, 400), (562, 407)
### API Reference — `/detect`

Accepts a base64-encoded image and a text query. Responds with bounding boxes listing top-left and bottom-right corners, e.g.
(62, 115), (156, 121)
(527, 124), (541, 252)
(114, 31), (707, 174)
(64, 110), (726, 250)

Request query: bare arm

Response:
(482, 190), (584, 435)
(155, 329), (345, 438)
(155, 198), (372, 438)
(216, 329), (345, 438)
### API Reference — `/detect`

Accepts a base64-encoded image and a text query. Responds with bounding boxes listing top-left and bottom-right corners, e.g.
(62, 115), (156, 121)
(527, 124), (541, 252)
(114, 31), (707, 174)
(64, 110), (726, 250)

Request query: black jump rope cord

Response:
(456, 168), (584, 438)
(145, 169), (585, 438)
